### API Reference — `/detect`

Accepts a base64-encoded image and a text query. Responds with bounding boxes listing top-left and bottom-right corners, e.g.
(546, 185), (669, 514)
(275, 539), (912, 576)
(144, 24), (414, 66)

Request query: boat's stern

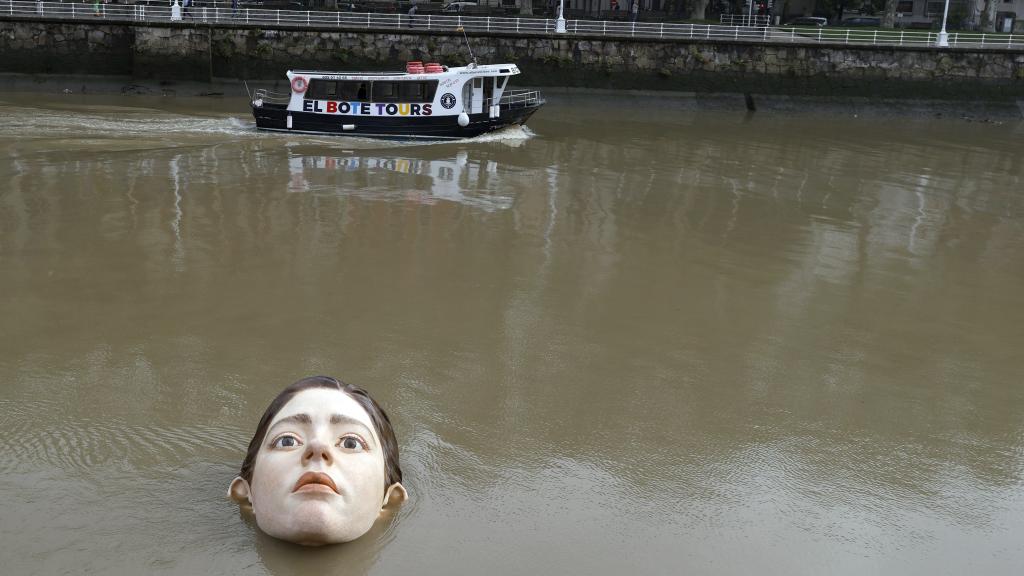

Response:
(251, 87), (292, 130)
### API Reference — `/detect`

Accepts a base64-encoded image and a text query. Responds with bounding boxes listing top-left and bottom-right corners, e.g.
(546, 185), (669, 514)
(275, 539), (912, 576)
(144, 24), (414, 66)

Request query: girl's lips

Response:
(292, 471), (339, 494)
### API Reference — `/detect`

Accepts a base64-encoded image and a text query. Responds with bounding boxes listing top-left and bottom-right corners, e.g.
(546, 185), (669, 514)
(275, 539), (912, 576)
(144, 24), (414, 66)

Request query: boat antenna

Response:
(456, 26), (477, 67)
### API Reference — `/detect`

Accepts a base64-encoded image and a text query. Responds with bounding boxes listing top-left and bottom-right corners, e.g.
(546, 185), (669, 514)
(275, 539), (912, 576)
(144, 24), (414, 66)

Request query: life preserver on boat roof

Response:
(291, 76), (308, 94)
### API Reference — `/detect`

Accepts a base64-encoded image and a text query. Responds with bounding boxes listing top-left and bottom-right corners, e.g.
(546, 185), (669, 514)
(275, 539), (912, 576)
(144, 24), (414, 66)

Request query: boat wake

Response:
(2, 104), (251, 136)
(471, 124), (536, 144)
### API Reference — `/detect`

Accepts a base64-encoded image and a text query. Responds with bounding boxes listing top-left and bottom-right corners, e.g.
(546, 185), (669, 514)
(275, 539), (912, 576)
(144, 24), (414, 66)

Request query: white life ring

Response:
(291, 76), (308, 94)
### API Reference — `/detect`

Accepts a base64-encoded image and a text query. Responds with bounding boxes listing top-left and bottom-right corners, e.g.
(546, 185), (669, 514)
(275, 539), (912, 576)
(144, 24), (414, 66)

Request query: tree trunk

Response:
(881, 0), (896, 28)
(520, 0), (534, 15)
(968, 0), (982, 29)
(686, 0), (708, 19)
(979, 0), (998, 32)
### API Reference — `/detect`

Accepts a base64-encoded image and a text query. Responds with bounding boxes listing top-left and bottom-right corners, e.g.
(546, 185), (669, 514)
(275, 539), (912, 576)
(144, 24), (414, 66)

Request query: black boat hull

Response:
(252, 102), (543, 139)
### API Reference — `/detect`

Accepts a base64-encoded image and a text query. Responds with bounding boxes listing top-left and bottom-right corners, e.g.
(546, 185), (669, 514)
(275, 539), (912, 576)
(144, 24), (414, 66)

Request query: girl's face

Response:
(234, 388), (393, 545)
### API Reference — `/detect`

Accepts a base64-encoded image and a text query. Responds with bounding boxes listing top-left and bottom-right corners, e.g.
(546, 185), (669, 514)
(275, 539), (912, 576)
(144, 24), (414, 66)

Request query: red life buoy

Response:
(291, 76), (308, 94)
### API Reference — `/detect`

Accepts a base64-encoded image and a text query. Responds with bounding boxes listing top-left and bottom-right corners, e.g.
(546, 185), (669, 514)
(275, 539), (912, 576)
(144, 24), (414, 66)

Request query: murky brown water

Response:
(1, 91), (1023, 575)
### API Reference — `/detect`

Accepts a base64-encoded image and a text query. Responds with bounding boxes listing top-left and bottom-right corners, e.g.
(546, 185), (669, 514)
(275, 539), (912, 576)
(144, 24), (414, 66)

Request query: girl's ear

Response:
(381, 483), (408, 510)
(228, 476), (252, 507)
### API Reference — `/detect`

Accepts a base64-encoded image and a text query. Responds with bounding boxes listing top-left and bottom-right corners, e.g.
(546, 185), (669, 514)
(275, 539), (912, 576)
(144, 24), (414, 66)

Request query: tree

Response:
(979, 0), (998, 32)
(881, 0), (896, 29)
(967, 0), (982, 29)
(687, 0), (710, 20)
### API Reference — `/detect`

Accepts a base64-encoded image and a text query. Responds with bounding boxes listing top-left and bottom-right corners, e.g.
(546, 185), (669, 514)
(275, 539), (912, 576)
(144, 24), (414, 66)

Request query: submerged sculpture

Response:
(229, 376), (407, 545)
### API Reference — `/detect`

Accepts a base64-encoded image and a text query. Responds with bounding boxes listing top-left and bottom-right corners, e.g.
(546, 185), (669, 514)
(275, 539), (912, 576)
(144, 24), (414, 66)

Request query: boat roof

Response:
(289, 63), (520, 80)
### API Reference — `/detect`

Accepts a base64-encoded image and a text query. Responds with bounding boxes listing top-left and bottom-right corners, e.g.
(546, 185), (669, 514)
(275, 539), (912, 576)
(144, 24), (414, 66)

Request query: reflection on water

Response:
(1, 93), (1023, 575)
(286, 150), (514, 211)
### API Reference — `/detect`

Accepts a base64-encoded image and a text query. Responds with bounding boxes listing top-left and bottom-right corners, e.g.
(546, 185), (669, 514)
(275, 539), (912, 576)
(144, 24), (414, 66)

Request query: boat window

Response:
(372, 82), (400, 102)
(338, 81), (369, 101)
(306, 80), (338, 100)
(399, 81), (439, 103)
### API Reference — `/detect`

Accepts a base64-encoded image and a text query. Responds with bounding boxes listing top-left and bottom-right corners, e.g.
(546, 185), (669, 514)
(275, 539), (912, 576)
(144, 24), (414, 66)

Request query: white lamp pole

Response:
(936, 0), (950, 47)
(556, 0), (566, 33)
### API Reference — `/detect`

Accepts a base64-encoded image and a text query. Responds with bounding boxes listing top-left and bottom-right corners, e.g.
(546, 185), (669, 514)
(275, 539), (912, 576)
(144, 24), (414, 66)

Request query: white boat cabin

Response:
(284, 62), (523, 120)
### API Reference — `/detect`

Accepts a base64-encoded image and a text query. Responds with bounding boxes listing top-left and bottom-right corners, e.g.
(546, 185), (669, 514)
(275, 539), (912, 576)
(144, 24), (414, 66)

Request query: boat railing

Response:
(253, 88), (291, 106)
(494, 90), (543, 109)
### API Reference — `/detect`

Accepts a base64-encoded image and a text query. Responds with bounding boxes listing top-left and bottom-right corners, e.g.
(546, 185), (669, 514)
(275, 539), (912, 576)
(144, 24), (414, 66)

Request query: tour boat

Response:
(251, 62), (544, 139)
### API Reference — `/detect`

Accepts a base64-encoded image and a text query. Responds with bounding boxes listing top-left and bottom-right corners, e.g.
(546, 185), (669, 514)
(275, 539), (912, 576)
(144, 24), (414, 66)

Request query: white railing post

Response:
(487, 17), (490, 32)
(660, 22), (663, 39)
(516, 17), (519, 32)
(872, 30), (877, 45)
(366, 12), (369, 28)
(900, 30), (904, 45)
(981, 33), (986, 47)
(845, 29), (849, 44)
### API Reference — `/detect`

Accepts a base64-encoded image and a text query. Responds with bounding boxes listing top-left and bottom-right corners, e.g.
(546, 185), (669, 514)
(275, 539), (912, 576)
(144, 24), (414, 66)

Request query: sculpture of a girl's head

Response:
(228, 376), (407, 546)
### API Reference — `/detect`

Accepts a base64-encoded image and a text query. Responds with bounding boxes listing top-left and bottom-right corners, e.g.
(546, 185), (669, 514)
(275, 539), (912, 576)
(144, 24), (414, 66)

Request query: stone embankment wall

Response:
(2, 17), (1023, 98)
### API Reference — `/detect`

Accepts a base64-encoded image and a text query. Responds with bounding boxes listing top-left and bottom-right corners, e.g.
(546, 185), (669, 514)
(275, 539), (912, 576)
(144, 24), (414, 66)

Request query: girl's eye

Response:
(273, 435), (300, 448)
(339, 435), (366, 451)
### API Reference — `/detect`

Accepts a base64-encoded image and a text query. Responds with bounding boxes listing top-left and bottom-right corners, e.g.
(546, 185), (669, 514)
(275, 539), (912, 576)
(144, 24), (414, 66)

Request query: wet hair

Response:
(238, 376), (402, 490)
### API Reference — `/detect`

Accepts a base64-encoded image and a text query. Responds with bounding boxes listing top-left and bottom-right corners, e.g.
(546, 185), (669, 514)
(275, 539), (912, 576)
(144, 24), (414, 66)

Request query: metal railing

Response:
(252, 87), (289, 104)
(3, 1), (1021, 50)
(497, 89), (542, 108)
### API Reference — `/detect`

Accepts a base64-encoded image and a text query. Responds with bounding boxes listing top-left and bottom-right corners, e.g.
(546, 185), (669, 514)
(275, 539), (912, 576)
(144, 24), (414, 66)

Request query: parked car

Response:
(840, 17), (881, 26)
(784, 16), (827, 27)
(442, 1), (477, 12)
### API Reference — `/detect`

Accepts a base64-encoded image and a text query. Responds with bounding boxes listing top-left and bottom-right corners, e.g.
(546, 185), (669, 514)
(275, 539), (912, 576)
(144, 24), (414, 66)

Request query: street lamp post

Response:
(936, 0), (950, 47)
(556, 0), (566, 33)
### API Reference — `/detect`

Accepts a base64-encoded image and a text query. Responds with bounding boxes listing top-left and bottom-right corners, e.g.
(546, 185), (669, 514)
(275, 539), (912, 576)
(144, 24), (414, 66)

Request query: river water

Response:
(1, 91), (1022, 575)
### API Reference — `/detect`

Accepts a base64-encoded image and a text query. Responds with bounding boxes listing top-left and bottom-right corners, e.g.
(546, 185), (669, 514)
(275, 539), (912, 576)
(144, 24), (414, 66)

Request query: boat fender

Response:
(287, 115), (293, 129)
(457, 112), (470, 127)
(290, 76), (308, 94)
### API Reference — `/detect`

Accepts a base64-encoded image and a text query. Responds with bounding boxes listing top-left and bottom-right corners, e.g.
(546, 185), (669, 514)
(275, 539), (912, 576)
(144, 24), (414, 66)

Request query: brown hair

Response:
(238, 376), (402, 490)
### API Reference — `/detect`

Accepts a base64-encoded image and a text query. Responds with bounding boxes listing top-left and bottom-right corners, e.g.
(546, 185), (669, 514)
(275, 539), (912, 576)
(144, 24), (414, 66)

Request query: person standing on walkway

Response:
(630, 0), (638, 22)
(407, 3), (417, 28)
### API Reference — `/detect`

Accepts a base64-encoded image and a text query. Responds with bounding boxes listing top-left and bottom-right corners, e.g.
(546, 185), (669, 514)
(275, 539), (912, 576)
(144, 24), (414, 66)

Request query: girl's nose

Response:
(303, 437), (333, 465)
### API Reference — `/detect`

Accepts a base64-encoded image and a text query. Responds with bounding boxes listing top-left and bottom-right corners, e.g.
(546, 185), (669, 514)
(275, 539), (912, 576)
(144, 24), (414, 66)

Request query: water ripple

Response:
(0, 398), (245, 475)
